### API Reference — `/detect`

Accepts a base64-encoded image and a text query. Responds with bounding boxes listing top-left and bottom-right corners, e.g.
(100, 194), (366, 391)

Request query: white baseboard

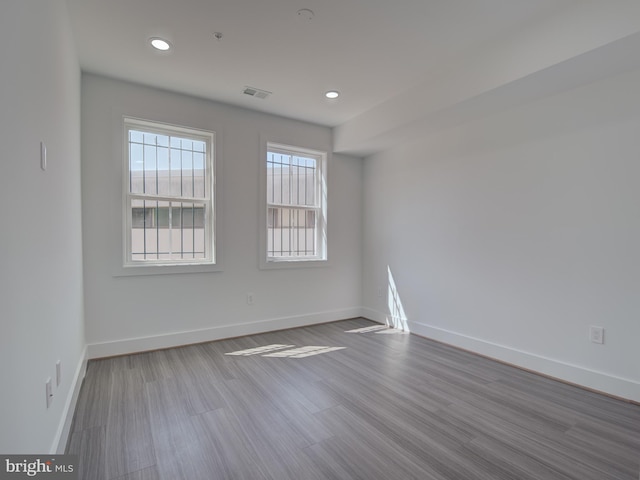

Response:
(360, 307), (388, 325)
(362, 308), (640, 403)
(87, 307), (363, 359)
(51, 346), (88, 454)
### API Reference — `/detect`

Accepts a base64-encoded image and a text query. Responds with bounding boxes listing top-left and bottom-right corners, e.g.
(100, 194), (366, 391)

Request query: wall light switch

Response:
(40, 142), (47, 171)
(45, 377), (53, 408)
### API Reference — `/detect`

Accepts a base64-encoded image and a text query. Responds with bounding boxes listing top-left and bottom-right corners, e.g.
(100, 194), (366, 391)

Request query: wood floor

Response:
(67, 318), (640, 480)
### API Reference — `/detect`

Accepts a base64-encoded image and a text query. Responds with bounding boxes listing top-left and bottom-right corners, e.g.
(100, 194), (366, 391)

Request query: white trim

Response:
(112, 111), (224, 276)
(87, 308), (362, 359)
(362, 308), (640, 403)
(360, 307), (388, 325)
(50, 346), (88, 454)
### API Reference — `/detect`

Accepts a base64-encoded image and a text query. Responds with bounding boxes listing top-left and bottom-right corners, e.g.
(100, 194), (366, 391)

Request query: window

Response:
(263, 142), (327, 265)
(123, 118), (216, 267)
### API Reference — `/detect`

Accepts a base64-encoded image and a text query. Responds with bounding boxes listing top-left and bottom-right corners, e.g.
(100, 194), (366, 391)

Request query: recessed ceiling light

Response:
(150, 37), (172, 51)
(325, 90), (340, 99)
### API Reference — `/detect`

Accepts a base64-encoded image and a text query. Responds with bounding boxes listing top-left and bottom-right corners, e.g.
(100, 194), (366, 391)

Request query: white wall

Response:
(81, 75), (362, 356)
(362, 68), (640, 402)
(0, 1), (85, 453)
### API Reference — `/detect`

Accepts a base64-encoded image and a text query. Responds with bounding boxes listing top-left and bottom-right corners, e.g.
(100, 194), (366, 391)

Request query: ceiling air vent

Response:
(243, 86), (272, 99)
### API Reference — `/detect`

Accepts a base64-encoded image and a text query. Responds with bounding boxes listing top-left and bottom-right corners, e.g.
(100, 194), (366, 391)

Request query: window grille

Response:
(124, 119), (215, 266)
(266, 143), (327, 261)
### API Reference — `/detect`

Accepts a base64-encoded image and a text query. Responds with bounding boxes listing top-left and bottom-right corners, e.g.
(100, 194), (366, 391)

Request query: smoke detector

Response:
(243, 86), (272, 99)
(296, 8), (314, 20)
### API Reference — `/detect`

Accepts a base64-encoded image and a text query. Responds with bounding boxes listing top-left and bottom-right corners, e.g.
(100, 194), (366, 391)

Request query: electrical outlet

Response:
(45, 378), (53, 408)
(56, 360), (61, 387)
(246, 292), (254, 305)
(589, 326), (604, 344)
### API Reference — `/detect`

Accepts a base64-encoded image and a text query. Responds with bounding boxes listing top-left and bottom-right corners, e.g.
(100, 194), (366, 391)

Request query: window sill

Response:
(113, 262), (223, 277)
(259, 258), (329, 270)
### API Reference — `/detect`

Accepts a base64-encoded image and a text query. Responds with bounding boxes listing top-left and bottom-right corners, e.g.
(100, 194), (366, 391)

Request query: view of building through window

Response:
(266, 144), (326, 261)
(125, 120), (214, 265)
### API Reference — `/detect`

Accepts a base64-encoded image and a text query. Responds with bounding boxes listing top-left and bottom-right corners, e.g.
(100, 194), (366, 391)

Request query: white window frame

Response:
(259, 140), (328, 269)
(122, 117), (218, 273)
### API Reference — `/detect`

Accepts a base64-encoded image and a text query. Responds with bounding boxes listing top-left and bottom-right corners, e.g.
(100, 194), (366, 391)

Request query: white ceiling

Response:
(66, 0), (640, 156)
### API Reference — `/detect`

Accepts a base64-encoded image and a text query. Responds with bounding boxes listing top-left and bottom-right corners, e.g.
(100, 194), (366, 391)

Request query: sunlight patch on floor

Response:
(262, 346), (346, 358)
(345, 325), (407, 335)
(225, 344), (345, 358)
(345, 325), (389, 334)
(376, 327), (409, 335)
(224, 344), (294, 356)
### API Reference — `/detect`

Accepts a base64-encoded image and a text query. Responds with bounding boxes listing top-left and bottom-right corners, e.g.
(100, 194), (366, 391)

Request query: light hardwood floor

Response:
(67, 318), (640, 479)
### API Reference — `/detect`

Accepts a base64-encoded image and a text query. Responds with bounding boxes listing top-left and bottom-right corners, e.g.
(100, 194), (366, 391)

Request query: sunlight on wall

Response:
(387, 266), (409, 332)
(320, 172), (328, 259)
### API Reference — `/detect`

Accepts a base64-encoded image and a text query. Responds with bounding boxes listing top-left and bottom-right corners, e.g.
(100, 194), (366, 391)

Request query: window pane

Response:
(182, 148), (193, 197)
(130, 130), (143, 143)
(157, 135), (169, 147)
(181, 138), (193, 151)
(130, 200), (207, 261)
(298, 158), (318, 205)
(266, 207), (317, 258)
(131, 199), (150, 228)
(144, 144), (157, 195)
(194, 140), (205, 153)
(143, 132), (157, 144)
(267, 151), (318, 207)
(129, 142), (144, 194)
